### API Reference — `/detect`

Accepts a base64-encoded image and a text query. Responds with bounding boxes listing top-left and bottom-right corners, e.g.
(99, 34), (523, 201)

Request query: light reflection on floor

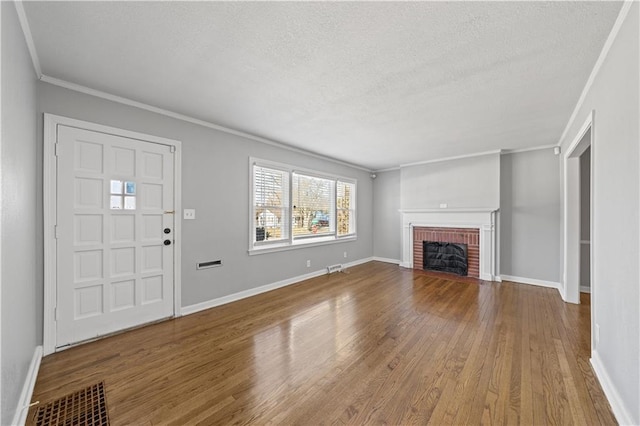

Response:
(250, 292), (356, 400)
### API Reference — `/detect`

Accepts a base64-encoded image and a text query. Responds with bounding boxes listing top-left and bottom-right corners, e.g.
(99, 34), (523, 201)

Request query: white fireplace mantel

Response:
(400, 208), (499, 281)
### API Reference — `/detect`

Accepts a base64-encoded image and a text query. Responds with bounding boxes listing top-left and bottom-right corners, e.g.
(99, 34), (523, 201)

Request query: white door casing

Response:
(562, 110), (595, 365)
(44, 114), (182, 354)
(563, 111), (593, 306)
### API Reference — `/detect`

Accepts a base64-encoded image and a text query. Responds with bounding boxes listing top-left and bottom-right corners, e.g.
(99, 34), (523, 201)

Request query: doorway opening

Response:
(579, 146), (591, 295)
(563, 111), (594, 350)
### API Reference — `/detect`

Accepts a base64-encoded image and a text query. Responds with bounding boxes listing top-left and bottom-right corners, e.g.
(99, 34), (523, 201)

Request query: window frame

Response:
(336, 180), (357, 238)
(252, 163), (290, 247)
(291, 172), (336, 240)
(249, 157), (357, 254)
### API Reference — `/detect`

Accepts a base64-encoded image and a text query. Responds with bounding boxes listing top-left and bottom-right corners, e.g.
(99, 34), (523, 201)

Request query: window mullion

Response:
(288, 170), (294, 245)
(332, 179), (337, 234)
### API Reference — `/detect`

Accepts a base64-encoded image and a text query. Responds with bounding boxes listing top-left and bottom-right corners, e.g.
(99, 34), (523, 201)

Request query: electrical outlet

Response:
(183, 209), (196, 220)
(344, 251), (347, 258)
(306, 260), (311, 268)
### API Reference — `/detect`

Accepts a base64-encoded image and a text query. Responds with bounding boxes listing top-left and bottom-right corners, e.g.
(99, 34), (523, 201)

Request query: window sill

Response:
(248, 235), (357, 256)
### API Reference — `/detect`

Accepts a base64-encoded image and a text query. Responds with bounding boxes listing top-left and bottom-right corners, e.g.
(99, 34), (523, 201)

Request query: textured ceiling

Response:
(24, 1), (622, 170)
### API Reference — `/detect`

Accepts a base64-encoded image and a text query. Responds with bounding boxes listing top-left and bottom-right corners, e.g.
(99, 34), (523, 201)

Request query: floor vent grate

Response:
(327, 264), (343, 274)
(34, 382), (109, 426)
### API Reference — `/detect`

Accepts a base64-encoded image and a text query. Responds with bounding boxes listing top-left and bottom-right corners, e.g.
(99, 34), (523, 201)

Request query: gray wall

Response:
(580, 146), (591, 289)
(558, 3), (639, 422)
(500, 149), (561, 282)
(401, 154), (500, 210)
(37, 83), (374, 308)
(1, 3), (40, 424)
(385, 151), (564, 284)
(372, 170), (401, 261)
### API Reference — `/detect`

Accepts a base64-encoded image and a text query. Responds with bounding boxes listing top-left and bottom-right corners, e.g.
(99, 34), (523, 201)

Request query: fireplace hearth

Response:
(423, 241), (468, 276)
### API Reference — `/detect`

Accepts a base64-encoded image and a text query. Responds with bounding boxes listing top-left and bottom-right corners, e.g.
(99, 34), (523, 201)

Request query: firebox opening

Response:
(423, 241), (468, 276)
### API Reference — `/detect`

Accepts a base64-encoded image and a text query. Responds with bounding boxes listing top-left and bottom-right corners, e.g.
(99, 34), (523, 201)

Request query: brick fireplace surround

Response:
(413, 227), (480, 278)
(400, 209), (498, 281)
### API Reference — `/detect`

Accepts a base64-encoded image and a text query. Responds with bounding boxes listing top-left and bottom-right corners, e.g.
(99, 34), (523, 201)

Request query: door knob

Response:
(164, 239), (172, 246)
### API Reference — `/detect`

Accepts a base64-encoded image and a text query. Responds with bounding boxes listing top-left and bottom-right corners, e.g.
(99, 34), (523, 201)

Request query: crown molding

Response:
(501, 144), (557, 155)
(557, 0), (634, 146)
(400, 149), (502, 168)
(374, 166), (401, 173)
(40, 76), (372, 172)
(14, 1), (42, 78)
(374, 143), (559, 172)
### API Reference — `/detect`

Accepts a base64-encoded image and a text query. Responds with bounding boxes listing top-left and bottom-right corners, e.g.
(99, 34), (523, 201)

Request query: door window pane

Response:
(110, 180), (123, 194)
(125, 181), (136, 195)
(124, 196), (136, 210)
(111, 180), (136, 210)
(110, 195), (123, 210)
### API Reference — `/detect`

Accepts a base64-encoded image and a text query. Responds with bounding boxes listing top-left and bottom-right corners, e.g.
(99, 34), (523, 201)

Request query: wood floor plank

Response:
(519, 285), (534, 426)
(28, 262), (617, 425)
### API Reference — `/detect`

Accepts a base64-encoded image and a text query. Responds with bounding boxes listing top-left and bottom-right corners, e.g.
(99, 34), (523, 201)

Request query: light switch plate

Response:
(184, 209), (196, 220)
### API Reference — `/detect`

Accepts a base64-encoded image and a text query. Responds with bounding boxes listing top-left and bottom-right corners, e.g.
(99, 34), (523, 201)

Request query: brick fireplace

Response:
(413, 227), (480, 277)
(400, 209), (498, 281)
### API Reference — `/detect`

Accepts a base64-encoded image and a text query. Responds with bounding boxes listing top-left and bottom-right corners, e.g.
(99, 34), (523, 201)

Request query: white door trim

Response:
(562, 111), (593, 306)
(43, 114), (182, 355)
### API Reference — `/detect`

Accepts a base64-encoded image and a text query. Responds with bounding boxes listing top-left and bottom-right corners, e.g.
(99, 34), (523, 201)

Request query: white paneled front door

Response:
(55, 124), (176, 348)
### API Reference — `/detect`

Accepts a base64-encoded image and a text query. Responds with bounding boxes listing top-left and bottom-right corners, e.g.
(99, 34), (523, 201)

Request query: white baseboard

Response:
(344, 257), (374, 268)
(580, 285), (591, 293)
(480, 273), (495, 281)
(558, 284), (568, 301)
(399, 262), (412, 268)
(499, 275), (560, 289)
(12, 346), (43, 426)
(591, 350), (636, 425)
(181, 269), (327, 315)
(181, 257), (374, 316)
(372, 257), (400, 264)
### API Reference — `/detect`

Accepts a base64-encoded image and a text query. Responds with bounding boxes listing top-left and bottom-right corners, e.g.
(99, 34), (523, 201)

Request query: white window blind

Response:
(253, 165), (289, 243)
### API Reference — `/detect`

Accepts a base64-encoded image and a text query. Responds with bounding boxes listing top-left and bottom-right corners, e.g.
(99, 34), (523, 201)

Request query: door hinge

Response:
(54, 225), (59, 239)
(169, 145), (176, 153)
(54, 143), (60, 156)
(54, 307), (58, 321)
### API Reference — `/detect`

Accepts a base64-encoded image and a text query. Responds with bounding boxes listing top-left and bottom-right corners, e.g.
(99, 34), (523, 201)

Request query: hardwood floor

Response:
(29, 262), (616, 425)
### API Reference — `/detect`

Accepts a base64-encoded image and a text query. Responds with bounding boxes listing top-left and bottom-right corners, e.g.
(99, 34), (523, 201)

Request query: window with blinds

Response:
(251, 159), (357, 251)
(253, 165), (289, 243)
